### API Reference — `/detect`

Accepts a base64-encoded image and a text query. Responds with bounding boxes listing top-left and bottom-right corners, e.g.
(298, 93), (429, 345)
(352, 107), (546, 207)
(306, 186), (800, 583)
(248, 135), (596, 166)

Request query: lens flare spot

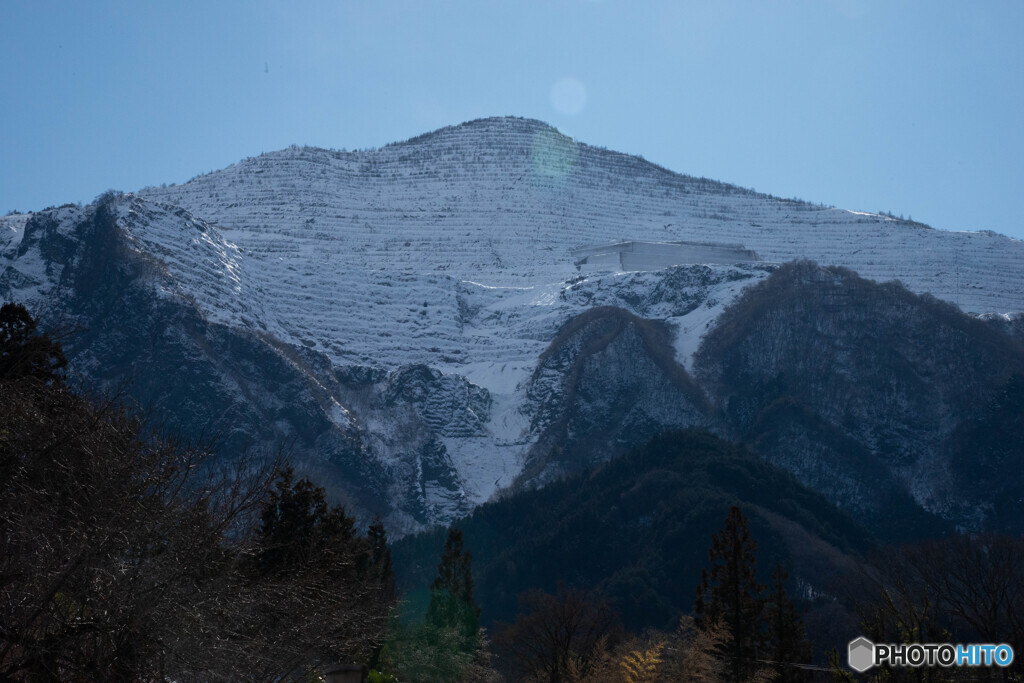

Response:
(550, 78), (588, 116)
(529, 129), (579, 187)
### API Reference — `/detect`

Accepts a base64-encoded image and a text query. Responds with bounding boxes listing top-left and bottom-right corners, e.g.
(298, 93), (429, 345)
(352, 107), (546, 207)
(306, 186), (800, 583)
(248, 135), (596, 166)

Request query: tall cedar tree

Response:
(428, 527), (480, 638)
(767, 565), (812, 683)
(368, 516), (396, 603)
(384, 528), (481, 681)
(695, 505), (766, 683)
(365, 517), (396, 671)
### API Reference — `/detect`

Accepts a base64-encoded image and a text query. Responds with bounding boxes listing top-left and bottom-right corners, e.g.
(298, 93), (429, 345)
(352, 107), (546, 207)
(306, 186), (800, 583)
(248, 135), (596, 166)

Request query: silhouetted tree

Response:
(0, 302), (66, 383)
(0, 372), (273, 680)
(255, 465), (359, 574)
(427, 527), (480, 638)
(367, 515), (396, 603)
(247, 467), (395, 672)
(844, 535), (1024, 683)
(766, 565), (811, 683)
(382, 527), (484, 682)
(494, 585), (619, 683)
(695, 505), (767, 682)
(0, 303), (395, 680)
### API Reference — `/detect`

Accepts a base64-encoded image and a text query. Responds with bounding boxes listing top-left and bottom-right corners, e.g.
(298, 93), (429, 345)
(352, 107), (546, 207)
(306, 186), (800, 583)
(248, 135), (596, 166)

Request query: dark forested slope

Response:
(694, 260), (1024, 533)
(393, 430), (876, 633)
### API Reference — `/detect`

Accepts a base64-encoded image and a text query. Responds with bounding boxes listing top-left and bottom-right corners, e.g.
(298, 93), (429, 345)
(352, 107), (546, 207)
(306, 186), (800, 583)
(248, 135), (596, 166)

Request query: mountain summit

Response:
(2, 117), (1022, 534)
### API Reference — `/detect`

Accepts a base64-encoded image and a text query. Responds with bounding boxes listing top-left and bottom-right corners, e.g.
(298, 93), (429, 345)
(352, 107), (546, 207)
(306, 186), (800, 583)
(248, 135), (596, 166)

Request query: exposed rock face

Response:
(0, 199), (476, 532)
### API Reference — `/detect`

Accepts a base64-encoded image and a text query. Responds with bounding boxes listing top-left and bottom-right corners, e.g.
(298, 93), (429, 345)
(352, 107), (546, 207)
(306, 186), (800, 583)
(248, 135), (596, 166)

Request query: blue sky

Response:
(2, 0), (1022, 239)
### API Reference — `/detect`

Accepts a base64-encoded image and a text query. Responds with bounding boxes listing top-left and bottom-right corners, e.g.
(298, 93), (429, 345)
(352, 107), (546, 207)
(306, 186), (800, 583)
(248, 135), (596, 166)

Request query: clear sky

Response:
(2, 0), (1022, 239)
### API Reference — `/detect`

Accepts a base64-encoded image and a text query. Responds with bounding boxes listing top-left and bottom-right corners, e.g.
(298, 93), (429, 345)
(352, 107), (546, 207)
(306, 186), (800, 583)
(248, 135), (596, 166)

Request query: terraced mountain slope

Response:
(143, 116), (1024, 322)
(2, 117), (1021, 533)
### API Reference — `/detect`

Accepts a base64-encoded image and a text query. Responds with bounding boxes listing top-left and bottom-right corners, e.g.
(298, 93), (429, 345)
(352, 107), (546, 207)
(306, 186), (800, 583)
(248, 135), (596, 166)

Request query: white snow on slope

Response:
(4, 116), (1022, 511)
(141, 117), (1024, 320)
(130, 118), (1023, 380)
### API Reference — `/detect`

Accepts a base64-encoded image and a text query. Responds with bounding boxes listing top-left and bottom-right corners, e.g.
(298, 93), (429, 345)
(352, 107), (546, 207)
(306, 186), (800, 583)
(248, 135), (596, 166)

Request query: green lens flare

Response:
(528, 130), (579, 187)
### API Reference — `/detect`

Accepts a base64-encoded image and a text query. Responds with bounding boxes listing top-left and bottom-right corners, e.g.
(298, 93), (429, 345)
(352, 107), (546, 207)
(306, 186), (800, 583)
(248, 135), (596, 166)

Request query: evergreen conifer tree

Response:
(367, 515), (396, 602)
(256, 465), (358, 575)
(384, 527), (481, 681)
(766, 564), (812, 683)
(251, 466), (395, 668)
(427, 527), (480, 637)
(0, 302), (66, 383)
(695, 505), (766, 682)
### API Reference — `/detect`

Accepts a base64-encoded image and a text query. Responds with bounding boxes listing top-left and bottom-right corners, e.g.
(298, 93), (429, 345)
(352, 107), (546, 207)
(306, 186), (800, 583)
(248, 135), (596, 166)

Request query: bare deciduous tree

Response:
(0, 378), (394, 680)
(494, 585), (620, 682)
(0, 379), (274, 679)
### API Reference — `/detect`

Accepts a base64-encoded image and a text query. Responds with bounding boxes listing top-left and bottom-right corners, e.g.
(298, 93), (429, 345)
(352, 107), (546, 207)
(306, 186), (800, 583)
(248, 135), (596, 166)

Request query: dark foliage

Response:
(256, 466), (360, 574)
(368, 516), (397, 603)
(841, 534), (1024, 682)
(695, 505), (767, 682)
(766, 565), (812, 683)
(247, 467), (397, 672)
(695, 508), (814, 682)
(694, 260), (1024, 536)
(493, 585), (620, 682)
(0, 302), (66, 383)
(0, 377), (267, 680)
(393, 430), (871, 645)
(0, 304), (395, 680)
(427, 528), (481, 639)
(380, 527), (487, 681)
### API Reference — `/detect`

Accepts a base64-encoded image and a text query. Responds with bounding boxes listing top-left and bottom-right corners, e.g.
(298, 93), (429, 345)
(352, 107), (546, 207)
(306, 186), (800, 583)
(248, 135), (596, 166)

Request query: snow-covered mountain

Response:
(2, 117), (1022, 534)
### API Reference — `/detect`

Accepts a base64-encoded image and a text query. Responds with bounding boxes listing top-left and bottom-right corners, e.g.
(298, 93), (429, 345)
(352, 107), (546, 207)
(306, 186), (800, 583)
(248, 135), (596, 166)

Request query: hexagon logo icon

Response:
(848, 637), (875, 672)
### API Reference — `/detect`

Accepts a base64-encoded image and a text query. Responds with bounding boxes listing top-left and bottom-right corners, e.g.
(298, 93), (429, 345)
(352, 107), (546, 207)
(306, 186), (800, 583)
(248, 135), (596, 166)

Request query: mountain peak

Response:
(400, 115), (560, 141)
(6, 118), (1024, 535)
(243, 117), (565, 165)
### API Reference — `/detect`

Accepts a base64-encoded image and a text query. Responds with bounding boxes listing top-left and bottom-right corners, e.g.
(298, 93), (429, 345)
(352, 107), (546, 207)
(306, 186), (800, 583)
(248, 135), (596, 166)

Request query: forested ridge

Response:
(4, 299), (1023, 681)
